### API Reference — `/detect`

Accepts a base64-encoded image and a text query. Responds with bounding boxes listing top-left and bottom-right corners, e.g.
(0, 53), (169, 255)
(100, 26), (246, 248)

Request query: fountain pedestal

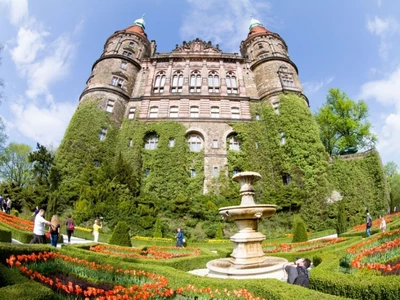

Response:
(206, 171), (288, 279)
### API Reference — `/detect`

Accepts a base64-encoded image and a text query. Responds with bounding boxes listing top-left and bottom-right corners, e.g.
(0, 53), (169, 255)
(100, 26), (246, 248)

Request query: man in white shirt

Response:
(30, 209), (51, 244)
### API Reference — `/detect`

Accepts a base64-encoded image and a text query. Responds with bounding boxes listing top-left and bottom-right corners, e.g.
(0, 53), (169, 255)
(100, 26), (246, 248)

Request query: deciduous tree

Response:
(0, 143), (32, 186)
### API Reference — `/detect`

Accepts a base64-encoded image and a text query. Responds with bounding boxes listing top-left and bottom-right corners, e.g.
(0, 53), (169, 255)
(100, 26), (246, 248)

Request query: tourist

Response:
(5, 197), (12, 214)
(175, 227), (184, 247)
(65, 214), (75, 243)
(366, 211), (372, 237)
(379, 215), (386, 233)
(284, 258), (311, 287)
(31, 206), (39, 220)
(49, 215), (61, 247)
(93, 219), (102, 242)
(2, 198), (6, 212)
(0, 195), (3, 212)
(30, 209), (51, 244)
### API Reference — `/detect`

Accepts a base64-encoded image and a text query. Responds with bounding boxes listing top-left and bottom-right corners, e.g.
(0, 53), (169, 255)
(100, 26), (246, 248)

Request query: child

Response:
(380, 215), (386, 232)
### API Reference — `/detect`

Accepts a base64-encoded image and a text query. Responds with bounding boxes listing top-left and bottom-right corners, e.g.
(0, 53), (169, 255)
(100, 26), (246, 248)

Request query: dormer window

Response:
(122, 50), (133, 58)
(208, 71), (220, 93)
(190, 71), (201, 93)
(153, 72), (166, 93)
(171, 71), (183, 93)
(226, 72), (238, 94)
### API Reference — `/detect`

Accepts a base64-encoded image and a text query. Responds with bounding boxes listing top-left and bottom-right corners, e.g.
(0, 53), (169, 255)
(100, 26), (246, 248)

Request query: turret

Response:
(240, 17), (307, 104)
(79, 16), (152, 124)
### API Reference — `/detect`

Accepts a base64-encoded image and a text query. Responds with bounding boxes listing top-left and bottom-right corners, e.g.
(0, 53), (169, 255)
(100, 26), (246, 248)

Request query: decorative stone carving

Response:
(172, 38), (221, 53)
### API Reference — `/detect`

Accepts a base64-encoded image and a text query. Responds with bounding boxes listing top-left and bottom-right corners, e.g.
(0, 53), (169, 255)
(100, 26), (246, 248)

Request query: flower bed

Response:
(6, 251), (264, 299)
(351, 212), (400, 232)
(0, 211), (33, 231)
(344, 229), (400, 275)
(263, 238), (346, 253)
(90, 245), (200, 259)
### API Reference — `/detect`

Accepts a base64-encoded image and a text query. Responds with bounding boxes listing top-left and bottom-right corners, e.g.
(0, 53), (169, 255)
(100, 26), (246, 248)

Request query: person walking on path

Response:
(65, 215), (75, 243)
(380, 215), (386, 233)
(93, 219), (102, 242)
(49, 215), (61, 247)
(30, 209), (51, 244)
(5, 197), (12, 214)
(175, 227), (184, 247)
(366, 211), (372, 237)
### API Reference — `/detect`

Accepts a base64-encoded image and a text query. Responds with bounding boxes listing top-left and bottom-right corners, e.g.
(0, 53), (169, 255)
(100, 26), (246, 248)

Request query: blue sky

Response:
(0, 0), (399, 167)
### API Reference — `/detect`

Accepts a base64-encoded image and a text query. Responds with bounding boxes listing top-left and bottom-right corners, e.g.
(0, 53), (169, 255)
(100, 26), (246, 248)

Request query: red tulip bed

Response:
(0, 211), (33, 231)
(6, 251), (263, 300)
(262, 238), (346, 253)
(343, 229), (400, 275)
(89, 245), (200, 260)
(351, 212), (400, 232)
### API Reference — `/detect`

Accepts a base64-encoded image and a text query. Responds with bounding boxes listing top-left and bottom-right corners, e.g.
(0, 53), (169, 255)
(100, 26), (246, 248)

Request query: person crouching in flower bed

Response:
(30, 209), (51, 244)
(49, 215), (61, 247)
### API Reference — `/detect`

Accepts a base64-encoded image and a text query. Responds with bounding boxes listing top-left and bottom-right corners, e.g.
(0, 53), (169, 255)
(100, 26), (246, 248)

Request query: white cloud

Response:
(181, 0), (271, 52)
(9, 101), (76, 146)
(11, 26), (48, 65)
(367, 16), (400, 59)
(302, 77), (334, 96)
(359, 67), (400, 165)
(0, 0), (29, 26)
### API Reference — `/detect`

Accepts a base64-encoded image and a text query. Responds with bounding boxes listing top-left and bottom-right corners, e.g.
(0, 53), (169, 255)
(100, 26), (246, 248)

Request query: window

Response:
(208, 72), (220, 93)
(255, 142), (259, 149)
(169, 106), (179, 118)
(190, 106), (199, 118)
(171, 71), (184, 93)
(282, 173), (292, 185)
(145, 168), (150, 177)
(272, 102), (280, 114)
(99, 128), (107, 141)
(106, 99), (115, 113)
(149, 106), (158, 118)
(153, 72), (166, 93)
(190, 71), (201, 93)
(211, 106), (219, 118)
(255, 113), (260, 120)
(169, 138), (175, 148)
(128, 107), (135, 119)
(129, 41), (135, 48)
(190, 169), (196, 178)
(231, 107), (240, 119)
(111, 76), (124, 88)
(280, 132), (286, 145)
(94, 160), (100, 168)
(213, 167), (219, 178)
(258, 43), (264, 49)
(279, 66), (295, 87)
(228, 135), (240, 151)
(212, 139), (219, 149)
(226, 72), (238, 94)
(129, 139), (133, 147)
(120, 61), (127, 70)
(122, 50), (133, 58)
(144, 134), (158, 150)
(187, 134), (203, 152)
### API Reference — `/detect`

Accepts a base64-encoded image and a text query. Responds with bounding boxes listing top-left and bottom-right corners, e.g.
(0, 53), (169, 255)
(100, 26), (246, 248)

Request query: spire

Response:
(133, 14), (146, 29)
(249, 16), (263, 30)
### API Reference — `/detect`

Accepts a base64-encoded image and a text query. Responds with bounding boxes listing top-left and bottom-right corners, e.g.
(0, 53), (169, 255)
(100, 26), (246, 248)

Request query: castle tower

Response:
(79, 16), (153, 124)
(240, 17), (307, 106)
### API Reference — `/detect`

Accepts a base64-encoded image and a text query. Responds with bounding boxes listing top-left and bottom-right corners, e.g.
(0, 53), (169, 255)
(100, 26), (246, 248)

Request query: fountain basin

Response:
(219, 204), (276, 221)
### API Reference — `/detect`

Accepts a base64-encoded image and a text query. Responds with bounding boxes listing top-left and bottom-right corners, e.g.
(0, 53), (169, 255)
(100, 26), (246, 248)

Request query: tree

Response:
(28, 143), (55, 186)
(315, 88), (377, 155)
(0, 117), (6, 155)
(384, 162), (400, 212)
(0, 143), (32, 186)
(336, 200), (347, 235)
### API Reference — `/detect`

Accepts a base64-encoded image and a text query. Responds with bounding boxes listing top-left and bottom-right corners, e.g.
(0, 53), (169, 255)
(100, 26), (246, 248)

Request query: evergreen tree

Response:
(292, 216), (308, 243)
(109, 221), (132, 247)
(336, 201), (347, 235)
(153, 217), (162, 238)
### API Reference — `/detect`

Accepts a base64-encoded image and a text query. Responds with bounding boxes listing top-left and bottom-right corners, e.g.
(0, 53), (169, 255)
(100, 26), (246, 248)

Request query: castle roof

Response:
(247, 17), (271, 39)
(124, 15), (147, 39)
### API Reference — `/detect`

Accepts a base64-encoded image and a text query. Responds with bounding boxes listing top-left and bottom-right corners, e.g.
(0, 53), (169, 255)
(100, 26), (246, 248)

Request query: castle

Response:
(77, 16), (307, 192)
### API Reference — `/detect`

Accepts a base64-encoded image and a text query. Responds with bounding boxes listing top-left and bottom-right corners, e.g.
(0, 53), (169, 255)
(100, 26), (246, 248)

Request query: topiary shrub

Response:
(153, 217), (162, 238)
(292, 216), (308, 243)
(109, 221), (132, 247)
(336, 200), (347, 235)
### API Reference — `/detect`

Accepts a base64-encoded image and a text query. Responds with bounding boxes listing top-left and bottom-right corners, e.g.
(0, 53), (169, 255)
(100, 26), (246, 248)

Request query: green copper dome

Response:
(249, 17), (263, 30)
(133, 14), (145, 29)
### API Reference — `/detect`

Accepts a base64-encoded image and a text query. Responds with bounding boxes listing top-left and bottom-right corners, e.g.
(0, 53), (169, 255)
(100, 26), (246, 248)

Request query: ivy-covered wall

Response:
(54, 95), (389, 236)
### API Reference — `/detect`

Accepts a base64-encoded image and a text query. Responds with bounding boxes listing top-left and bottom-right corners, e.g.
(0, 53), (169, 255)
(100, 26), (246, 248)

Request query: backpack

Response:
(67, 220), (75, 231)
(293, 266), (309, 287)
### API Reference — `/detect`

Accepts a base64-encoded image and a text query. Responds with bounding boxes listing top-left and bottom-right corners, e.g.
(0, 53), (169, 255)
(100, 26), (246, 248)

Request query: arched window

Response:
(226, 72), (238, 94)
(278, 66), (295, 88)
(190, 106), (199, 118)
(208, 71), (220, 93)
(169, 106), (179, 118)
(144, 134), (158, 150)
(153, 72), (166, 93)
(228, 134), (240, 151)
(149, 106), (158, 118)
(190, 71), (201, 93)
(211, 106), (219, 118)
(231, 107), (240, 119)
(187, 134), (203, 152)
(171, 71), (184, 93)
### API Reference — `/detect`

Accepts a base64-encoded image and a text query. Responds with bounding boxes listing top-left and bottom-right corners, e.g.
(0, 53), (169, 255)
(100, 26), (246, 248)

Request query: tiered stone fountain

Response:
(206, 171), (288, 279)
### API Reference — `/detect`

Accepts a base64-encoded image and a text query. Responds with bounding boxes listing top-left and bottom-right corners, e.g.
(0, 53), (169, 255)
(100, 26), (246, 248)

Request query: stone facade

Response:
(77, 17), (308, 192)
